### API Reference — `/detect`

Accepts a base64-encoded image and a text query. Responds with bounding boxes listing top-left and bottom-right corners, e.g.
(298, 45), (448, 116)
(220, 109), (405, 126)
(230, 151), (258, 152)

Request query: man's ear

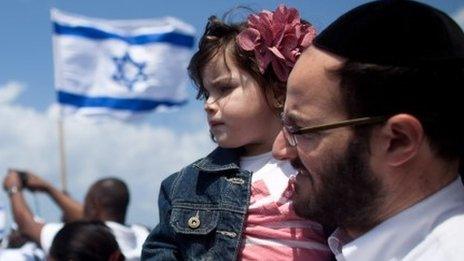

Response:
(376, 114), (424, 167)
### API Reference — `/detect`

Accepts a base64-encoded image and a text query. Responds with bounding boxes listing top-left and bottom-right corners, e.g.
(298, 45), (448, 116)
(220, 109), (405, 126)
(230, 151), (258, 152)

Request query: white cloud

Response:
(0, 82), (214, 228)
(453, 6), (464, 28)
(0, 81), (24, 104)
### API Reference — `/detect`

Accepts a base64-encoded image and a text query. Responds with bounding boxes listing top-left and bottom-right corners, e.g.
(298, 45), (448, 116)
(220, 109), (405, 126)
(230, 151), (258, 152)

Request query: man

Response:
(273, 0), (464, 260)
(3, 170), (149, 260)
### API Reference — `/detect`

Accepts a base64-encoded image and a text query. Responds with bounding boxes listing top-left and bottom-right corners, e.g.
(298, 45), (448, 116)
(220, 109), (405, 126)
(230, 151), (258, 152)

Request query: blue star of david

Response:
(111, 52), (148, 90)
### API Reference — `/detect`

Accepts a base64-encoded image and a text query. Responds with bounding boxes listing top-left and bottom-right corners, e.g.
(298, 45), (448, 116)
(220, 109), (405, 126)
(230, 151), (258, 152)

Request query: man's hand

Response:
(3, 169), (44, 244)
(24, 172), (51, 192)
(4, 169), (22, 191)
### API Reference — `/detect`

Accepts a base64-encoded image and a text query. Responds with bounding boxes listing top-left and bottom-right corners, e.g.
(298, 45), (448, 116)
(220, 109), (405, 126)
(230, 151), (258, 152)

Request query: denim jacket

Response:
(142, 147), (252, 260)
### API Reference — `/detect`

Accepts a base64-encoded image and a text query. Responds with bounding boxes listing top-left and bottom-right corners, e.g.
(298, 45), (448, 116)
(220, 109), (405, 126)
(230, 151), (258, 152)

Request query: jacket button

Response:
(188, 216), (201, 229)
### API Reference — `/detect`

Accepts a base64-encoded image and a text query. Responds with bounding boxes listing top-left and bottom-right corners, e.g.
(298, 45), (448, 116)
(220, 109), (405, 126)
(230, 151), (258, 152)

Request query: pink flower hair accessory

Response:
(236, 5), (316, 82)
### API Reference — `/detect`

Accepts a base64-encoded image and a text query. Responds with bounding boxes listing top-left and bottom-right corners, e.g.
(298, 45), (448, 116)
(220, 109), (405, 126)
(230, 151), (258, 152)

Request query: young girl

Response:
(142, 5), (331, 260)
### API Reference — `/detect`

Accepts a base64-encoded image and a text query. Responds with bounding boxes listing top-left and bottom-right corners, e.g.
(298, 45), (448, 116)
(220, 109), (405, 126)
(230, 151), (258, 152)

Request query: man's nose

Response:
(272, 130), (298, 160)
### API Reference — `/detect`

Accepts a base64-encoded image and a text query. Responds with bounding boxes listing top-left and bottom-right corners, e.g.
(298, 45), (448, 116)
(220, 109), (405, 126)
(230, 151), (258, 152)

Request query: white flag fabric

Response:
(51, 8), (195, 119)
(0, 204), (5, 241)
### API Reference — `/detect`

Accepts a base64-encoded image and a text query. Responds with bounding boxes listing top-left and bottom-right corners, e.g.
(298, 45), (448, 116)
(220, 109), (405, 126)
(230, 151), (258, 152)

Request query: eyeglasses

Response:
(282, 115), (387, 147)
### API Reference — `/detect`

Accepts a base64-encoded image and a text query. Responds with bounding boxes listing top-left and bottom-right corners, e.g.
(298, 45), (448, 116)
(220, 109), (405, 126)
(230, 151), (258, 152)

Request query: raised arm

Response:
(24, 171), (84, 221)
(3, 170), (43, 244)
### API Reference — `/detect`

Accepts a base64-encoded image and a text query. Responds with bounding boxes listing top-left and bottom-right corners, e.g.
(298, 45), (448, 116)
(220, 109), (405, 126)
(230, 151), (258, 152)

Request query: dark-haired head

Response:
(333, 62), (464, 162)
(188, 7), (314, 114)
(48, 220), (124, 261)
(313, 0), (464, 162)
(84, 177), (129, 224)
(273, 0), (464, 231)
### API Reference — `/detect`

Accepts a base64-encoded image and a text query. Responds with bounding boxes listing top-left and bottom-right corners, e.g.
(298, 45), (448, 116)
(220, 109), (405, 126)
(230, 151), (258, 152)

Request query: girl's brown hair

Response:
(188, 15), (288, 114)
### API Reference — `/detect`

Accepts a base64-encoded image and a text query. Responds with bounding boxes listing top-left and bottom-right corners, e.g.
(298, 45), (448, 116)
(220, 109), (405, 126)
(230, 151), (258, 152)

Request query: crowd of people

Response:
(2, 0), (464, 260)
(2, 170), (149, 260)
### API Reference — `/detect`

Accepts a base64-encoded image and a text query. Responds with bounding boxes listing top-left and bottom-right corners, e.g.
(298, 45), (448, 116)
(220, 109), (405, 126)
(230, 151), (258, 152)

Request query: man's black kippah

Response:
(314, 0), (464, 67)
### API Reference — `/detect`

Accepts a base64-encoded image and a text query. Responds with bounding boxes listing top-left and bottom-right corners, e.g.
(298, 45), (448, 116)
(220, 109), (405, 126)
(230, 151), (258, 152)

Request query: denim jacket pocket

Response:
(170, 207), (219, 235)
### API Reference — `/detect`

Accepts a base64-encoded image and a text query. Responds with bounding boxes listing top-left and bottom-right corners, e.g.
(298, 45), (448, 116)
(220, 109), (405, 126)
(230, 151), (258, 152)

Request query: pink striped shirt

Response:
(238, 153), (331, 260)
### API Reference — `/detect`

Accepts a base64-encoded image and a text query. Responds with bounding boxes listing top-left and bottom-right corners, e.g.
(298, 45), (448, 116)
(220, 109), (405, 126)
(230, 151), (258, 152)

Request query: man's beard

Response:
(292, 134), (384, 231)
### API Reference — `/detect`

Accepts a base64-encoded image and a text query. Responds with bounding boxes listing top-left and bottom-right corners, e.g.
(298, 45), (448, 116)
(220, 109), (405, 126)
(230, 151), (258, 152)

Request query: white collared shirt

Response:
(328, 176), (464, 261)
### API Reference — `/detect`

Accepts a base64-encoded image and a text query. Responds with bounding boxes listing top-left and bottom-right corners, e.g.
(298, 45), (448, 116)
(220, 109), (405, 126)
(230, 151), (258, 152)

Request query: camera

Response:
(8, 169), (29, 188)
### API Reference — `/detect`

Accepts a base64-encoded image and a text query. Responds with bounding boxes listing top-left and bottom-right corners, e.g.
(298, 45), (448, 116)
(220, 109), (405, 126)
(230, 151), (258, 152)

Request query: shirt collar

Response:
(193, 147), (241, 172)
(329, 176), (464, 261)
(328, 228), (352, 260)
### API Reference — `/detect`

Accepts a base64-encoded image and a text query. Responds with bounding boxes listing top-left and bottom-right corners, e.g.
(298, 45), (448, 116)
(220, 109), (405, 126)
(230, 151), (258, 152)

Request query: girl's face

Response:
(201, 48), (282, 156)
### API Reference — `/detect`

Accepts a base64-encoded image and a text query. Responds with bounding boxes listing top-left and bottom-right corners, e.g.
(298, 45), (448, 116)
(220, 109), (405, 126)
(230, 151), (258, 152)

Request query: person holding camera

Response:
(3, 170), (149, 260)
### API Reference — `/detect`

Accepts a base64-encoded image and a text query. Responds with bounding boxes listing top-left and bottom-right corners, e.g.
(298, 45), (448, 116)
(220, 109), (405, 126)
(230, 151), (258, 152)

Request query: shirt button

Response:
(188, 216), (201, 229)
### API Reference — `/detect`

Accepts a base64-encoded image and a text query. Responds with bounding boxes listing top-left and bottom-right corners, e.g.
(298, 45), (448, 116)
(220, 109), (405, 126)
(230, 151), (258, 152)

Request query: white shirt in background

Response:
(0, 242), (45, 261)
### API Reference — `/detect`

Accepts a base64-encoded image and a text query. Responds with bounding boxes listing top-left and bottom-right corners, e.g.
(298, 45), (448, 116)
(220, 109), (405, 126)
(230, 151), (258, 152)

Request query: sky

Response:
(1, 0), (464, 230)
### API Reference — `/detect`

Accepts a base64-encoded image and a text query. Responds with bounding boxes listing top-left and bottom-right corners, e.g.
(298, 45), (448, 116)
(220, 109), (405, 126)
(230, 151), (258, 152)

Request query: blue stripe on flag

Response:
(53, 23), (195, 48)
(57, 91), (187, 111)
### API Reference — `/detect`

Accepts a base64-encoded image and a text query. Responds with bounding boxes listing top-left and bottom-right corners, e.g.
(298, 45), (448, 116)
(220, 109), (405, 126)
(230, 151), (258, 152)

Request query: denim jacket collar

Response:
(193, 147), (241, 172)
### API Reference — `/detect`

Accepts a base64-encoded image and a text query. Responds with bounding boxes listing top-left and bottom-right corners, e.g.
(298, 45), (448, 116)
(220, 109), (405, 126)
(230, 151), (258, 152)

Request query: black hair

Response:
(334, 61), (464, 161)
(86, 177), (130, 223)
(49, 220), (124, 261)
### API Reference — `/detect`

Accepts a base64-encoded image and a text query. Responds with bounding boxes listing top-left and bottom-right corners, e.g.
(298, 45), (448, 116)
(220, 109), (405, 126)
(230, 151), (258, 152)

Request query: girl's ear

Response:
(264, 81), (285, 112)
(274, 93), (285, 110)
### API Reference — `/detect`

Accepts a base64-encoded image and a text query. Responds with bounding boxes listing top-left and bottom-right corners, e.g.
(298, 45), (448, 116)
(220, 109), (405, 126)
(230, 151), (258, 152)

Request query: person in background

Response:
(3, 170), (148, 260)
(273, 0), (464, 260)
(142, 5), (332, 261)
(0, 227), (45, 261)
(48, 220), (124, 261)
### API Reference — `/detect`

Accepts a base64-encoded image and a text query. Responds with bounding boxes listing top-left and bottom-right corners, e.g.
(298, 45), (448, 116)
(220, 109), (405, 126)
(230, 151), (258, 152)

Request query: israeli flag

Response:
(51, 8), (195, 119)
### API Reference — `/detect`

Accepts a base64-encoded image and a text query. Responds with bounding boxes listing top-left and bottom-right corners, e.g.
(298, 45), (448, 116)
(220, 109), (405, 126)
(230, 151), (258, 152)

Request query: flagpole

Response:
(57, 118), (68, 192)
